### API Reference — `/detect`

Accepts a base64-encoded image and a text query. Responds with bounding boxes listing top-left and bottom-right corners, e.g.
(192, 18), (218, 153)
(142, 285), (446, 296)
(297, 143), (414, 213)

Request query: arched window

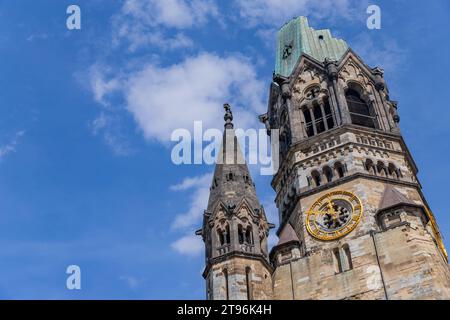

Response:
(346, 89), (377, 128)
(333, 245), (353, 274)
(311, 170), (322, 187)
(334, 162), (346, 179)
(218, 225), (231, 246)
(245, 226), (253, 245)
(323, 166), (334, 183)
(302, 99), (335, 137)
(303, 108), (315, 137)
(365, 159), (375, 175)
(323, 99), (335, 129)
(388, 163), (400, 180)
(238, 225), (244, 244)
(377, 161), (387, 177)
(313, 105), (326, 134)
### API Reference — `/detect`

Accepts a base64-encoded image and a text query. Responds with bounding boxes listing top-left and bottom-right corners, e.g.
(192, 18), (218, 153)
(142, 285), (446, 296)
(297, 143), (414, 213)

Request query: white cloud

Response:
(171, 173), (212, 230)
(0, 131), (25, 160)
(114, 0), (219, 51)
(171, 234), (204, 257)
(234, 0), (366, 27)
(122, 0), (218, 29)
(170, 173), (212, 191)
(89, 65), (121, 107)
(26, 33), (49, 42)
(93, 53), (265, 143)
(88, 65), (135, 157)
(170, 173), (211, 256)
(119, 275), (143, 289)
(90, 112), (135, 157)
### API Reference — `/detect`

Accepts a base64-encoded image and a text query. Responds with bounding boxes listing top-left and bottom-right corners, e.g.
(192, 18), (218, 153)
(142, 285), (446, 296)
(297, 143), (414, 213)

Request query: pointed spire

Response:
(378, 185), (417, 212)
(276, 223), (300, 247)
(207, 104), (259, 212)
(269, 222), (300, 262)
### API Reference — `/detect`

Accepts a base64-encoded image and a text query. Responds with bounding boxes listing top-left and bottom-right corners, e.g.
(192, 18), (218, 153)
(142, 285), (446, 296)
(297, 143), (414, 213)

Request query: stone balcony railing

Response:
(217, 244), (231, 255)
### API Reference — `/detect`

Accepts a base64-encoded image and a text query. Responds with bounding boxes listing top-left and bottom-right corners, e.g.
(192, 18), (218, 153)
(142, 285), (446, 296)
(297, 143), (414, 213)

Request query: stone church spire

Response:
(206, 104), (260, 216)
(197, 104), (273, 300)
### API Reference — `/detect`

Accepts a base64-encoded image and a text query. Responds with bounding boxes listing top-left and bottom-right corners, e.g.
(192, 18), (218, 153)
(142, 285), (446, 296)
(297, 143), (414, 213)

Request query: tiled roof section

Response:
(277, 223), (300, 246)
(378, 185), (417, 212)
(275, 16), (348, 77)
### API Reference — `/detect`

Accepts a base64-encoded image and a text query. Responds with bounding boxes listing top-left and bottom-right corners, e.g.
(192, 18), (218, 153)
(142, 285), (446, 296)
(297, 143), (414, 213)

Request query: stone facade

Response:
(197, 17), (450, 300)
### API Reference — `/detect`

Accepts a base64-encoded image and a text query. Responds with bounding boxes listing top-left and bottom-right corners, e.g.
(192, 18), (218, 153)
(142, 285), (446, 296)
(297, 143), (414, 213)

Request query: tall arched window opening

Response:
(302, 99), (335, 137)
(323, 166), (334, 183)
(311, 170), (322, 187)
(346, 89), (377, 128)
(334, 162), (346, 179)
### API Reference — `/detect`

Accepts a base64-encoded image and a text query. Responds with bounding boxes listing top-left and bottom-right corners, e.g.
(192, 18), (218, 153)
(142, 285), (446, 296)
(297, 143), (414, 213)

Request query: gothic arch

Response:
(365, 158), (376, 175)
(345, 84), (377, 129)
(334, 161), (346, 179)
(377, 161), (388, 177)
(388, 163), (402, 180)
(323, 165), (334, 183)
(311, 170), (322, 187)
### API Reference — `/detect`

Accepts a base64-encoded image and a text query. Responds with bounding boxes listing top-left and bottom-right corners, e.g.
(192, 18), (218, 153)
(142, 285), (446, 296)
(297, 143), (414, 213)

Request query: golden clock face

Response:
(306, 191), (363, 241)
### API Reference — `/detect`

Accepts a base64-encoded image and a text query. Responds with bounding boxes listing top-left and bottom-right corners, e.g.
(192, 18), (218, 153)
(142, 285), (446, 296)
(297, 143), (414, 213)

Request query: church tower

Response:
(196, 105), (273, 300)
(260, 16), (450, 300)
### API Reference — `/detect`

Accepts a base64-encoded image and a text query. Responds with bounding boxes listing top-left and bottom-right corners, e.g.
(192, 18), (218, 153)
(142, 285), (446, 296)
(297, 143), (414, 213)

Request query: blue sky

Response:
(0, 0), (449, 299)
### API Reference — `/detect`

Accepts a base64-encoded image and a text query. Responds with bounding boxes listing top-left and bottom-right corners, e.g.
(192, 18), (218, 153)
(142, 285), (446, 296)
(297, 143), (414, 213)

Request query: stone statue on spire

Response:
(223, 103), (234, 129)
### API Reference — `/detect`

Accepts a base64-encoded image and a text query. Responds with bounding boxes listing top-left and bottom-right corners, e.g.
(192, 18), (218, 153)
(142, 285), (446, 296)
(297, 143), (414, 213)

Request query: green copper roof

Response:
(275, 16), (348, 77)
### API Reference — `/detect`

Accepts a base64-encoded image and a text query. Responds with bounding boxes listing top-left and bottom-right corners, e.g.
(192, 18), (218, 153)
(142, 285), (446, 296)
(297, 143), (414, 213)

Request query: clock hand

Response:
(327, 197), (338, 219)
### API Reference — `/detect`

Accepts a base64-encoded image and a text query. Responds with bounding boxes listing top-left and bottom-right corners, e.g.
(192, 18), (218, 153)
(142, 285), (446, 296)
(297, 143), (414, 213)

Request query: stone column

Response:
(325, 59), (351, 125)
(298, 107), (309, 139)
(230, 217), (239, 252)
(309, 107), (318, 135)
(319, 102), (329, 131)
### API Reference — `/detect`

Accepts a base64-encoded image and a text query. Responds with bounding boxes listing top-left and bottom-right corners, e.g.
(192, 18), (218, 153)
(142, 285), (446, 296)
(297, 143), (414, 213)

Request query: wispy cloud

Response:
(119, 275), (145, 289)
(90, 112), (135, 157)
(171, 234), (204, 257)
(89, 65), (122, 107)
(26, 33), (49, 42)
(170, 173), (212, 231)
(170, 173), (212, 191)
(169, 173), (212, 257)
(0, 130), (25, 160)
(113, 0), (219, 52)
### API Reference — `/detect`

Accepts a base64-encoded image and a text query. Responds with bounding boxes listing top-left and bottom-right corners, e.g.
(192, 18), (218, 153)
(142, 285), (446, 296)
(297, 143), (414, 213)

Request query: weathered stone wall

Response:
(271, 177), (450, 300)
(209, 257), (273, 300)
